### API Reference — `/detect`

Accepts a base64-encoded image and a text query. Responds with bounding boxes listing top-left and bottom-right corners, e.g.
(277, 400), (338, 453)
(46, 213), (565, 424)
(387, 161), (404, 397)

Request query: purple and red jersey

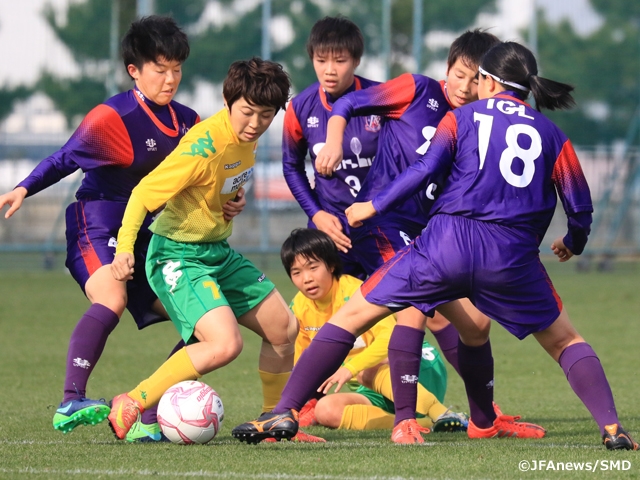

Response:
(373, 91), (593, 253)
(18, 89), (199, 202)
(282, 76), (381, 231)
(331, 73), (454, 224)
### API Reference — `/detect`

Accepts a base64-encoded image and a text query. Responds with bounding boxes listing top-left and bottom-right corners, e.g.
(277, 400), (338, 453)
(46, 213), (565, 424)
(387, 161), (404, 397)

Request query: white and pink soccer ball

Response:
(157, 380), (224, 444)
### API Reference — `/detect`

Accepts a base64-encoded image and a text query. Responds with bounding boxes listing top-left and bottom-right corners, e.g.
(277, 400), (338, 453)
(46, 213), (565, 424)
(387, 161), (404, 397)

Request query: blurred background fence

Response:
(1, 0), (639, 270)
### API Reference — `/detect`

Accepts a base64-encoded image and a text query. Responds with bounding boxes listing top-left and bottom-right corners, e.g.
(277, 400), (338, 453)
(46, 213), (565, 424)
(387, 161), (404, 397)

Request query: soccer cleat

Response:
(52, 397), (110, 434)
(108, 393), (145, 440)
(602, 424), (639, 450)
(432, 410), (469, 433)
(125, 421), (169, 443)
(261, 429), (326, 443)
(232, 410), (299, 444)
(492, 402), (546, 430)
(298, 398), (319, 427)
(467, 413), (546, 439)
(391, 419), (430, 444)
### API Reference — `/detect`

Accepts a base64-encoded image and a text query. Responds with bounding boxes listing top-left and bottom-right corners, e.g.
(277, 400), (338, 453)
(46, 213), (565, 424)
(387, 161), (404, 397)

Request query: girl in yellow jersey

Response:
(107, 58), (323, 442)
(282, 228), (468, 433)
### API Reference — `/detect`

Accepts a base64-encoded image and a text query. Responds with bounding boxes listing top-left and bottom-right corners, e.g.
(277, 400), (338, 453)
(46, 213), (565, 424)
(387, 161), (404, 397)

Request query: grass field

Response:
(0, 255), (638, 479)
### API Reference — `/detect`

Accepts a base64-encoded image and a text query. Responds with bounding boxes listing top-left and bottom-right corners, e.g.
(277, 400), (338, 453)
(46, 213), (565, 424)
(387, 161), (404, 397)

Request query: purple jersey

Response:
(332, 74), (454, 223)
(18, 89), (199, 203)
(373, 91), (593, 252)
(283, 76), (381, 230)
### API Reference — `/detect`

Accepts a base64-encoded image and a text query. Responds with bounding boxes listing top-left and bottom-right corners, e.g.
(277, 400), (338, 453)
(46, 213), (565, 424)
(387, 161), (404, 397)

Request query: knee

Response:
(266, 310), (299, 348)
(314, 397), (342, 429)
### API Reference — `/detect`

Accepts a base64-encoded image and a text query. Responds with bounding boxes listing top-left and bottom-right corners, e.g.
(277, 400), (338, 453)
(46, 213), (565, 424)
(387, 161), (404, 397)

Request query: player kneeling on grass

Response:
(233, 42), (638, 450)
(109, 58), (322, 443)
(282, 228), (468, 436)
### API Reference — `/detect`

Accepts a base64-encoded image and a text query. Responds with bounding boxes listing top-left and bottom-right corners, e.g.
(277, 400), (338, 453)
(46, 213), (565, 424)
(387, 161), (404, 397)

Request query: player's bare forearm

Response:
(345, 201), (377, 228)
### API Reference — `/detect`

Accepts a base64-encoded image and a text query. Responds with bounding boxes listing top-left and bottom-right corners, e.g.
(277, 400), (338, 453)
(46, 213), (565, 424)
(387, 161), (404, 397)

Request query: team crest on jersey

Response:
(307, 116), (320, 128)
(146, 138), (157, 151)
(427, 98), (439, 111)
(364, 115), (381, 132)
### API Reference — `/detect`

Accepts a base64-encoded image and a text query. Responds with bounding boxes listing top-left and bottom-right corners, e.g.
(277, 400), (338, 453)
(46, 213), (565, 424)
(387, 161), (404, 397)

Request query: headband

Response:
(478, 66), (529, 92)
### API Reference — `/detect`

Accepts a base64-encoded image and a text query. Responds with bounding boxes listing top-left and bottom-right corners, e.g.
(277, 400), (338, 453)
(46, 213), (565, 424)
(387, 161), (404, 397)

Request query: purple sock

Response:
(431, 322), (461, 376)
(63, 303), (119, 402)
(458, 339), (495, 428)
(388, 325), (425, 425)
(274, 323), (355, 414)
(140, 339), (186, 424)
(559, 342), (619, 434)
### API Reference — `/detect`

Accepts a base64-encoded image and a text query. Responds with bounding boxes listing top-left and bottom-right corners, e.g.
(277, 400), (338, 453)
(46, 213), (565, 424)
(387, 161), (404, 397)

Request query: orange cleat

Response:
(298, 398), (319, 427)
(261, 428), (325, 443)
(391, 419), (430, 444)
(467, 413), (546, 439)
(108, 393), (145, 440)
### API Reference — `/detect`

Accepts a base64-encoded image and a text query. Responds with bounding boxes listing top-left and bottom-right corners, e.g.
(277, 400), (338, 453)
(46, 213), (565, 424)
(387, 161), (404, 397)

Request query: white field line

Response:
(0, 468), (430, 480)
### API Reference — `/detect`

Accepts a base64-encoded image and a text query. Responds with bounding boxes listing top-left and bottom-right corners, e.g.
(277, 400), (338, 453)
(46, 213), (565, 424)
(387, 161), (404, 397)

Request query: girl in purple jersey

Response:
(0, 16), (245, 442)
(233, 42), (637, 450)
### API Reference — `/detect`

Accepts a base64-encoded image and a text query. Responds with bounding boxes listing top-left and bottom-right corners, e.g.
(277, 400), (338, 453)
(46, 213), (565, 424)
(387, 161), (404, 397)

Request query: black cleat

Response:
(232, 410), (299, 444)
(603, 424), (639, 450)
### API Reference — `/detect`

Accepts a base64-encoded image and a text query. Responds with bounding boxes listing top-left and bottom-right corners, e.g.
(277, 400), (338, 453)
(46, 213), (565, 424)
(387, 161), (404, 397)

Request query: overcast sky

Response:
(0, 0), (602, 87)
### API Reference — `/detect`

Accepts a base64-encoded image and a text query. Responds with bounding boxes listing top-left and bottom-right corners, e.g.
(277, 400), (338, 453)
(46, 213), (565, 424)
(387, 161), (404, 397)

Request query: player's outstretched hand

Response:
(551, 236), (574, 262)
(111, 252), (135, 281)
(312, 210), (351, 253)
(0, 187), (27, 219)
(345, 201), (377, 228)
(222, 186), (247, 221)
(319, 366), (353, 394)
(315, 142), (343, 177)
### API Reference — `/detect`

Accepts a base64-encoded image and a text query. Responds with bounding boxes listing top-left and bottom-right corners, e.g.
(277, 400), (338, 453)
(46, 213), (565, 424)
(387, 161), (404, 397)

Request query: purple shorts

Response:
(350, 216), (424, 276)
(65, 199), (164, 329)
(362, 214), (562, 339)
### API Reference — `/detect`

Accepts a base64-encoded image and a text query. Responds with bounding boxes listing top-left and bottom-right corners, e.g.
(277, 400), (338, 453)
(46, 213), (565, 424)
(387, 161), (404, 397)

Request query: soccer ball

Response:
(157, 380), (224, 444)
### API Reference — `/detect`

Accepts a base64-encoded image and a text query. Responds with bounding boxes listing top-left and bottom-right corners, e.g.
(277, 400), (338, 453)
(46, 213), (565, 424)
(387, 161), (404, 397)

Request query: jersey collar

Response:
(319, 77), (362, 112)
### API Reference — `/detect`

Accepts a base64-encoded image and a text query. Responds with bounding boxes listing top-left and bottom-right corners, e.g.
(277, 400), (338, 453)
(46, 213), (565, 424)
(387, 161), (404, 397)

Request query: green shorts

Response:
(146, 235), (275, 343)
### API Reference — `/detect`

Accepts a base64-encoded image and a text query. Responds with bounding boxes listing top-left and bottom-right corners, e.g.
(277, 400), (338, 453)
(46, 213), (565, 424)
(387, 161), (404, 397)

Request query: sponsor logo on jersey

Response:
(146, 138), (157, 151)
(73, 357), (91, 369)
(221, 167), (254, 194)
(257, 273), (266, 283)
(400, 374), (419, 384)
(364, 115), (381, 132)
(224, 160), (242, 170)
(307, 116), (320, 128)
(160, 260), (182, 293)
(303, 326), (322, 332)
(427, 98), (439, 111)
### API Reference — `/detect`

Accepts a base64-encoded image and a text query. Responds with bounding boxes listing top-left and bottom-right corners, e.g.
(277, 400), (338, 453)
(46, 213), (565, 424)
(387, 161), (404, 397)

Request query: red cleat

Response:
(468, 413), (546, 439)
(108, 393), (145, 440)
(298, 398), (319, 427)
(391, 419), (430, 444)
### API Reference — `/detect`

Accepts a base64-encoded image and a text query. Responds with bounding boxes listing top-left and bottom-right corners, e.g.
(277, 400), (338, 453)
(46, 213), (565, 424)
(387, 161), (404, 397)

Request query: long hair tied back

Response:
(481, 42), (575, 111)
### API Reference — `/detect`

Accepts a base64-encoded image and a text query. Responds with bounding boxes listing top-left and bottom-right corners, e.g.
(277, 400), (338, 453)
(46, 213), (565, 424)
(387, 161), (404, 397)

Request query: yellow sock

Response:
(372, 364), (446, 420)
(128, 347), (200, 409)
(259, 370), (291, 412)
(339, 404), (395, 430)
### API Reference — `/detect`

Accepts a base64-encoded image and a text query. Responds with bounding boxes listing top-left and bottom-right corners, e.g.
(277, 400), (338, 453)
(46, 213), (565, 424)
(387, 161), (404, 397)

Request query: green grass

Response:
(0, 256), (639, 479)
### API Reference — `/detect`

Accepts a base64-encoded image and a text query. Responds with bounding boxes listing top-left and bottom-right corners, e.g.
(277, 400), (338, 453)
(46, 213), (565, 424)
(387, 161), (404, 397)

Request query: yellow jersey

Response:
(117, 108), (256, 252)
(291, 274), (397, 377)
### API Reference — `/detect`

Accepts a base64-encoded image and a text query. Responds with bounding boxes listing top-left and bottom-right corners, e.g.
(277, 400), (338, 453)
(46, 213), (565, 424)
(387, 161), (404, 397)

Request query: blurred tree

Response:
(23, 0), (496, 125)
(0, 85), (32, 122)
(536, 2), (640, 145)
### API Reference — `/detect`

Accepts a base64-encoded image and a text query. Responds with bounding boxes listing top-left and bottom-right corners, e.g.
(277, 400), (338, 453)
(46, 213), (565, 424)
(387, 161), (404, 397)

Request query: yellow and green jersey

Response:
(117, 108), (256, 253)
(290, 274), (396, 377)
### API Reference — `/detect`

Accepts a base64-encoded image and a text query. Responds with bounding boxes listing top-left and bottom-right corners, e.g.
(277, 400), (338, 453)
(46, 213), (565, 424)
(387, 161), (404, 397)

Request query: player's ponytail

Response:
(481, 42), (575, 111)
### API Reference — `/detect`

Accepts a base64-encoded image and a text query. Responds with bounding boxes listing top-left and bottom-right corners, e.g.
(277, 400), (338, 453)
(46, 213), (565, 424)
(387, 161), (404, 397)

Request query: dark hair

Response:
(121, 15), (190, 76)
(480, 42), (575, 111)
(223, 57), (291, 112)
(281, 228), (343, 280)
(306, 16), (364, 61)
(448, 28), (500, 71)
